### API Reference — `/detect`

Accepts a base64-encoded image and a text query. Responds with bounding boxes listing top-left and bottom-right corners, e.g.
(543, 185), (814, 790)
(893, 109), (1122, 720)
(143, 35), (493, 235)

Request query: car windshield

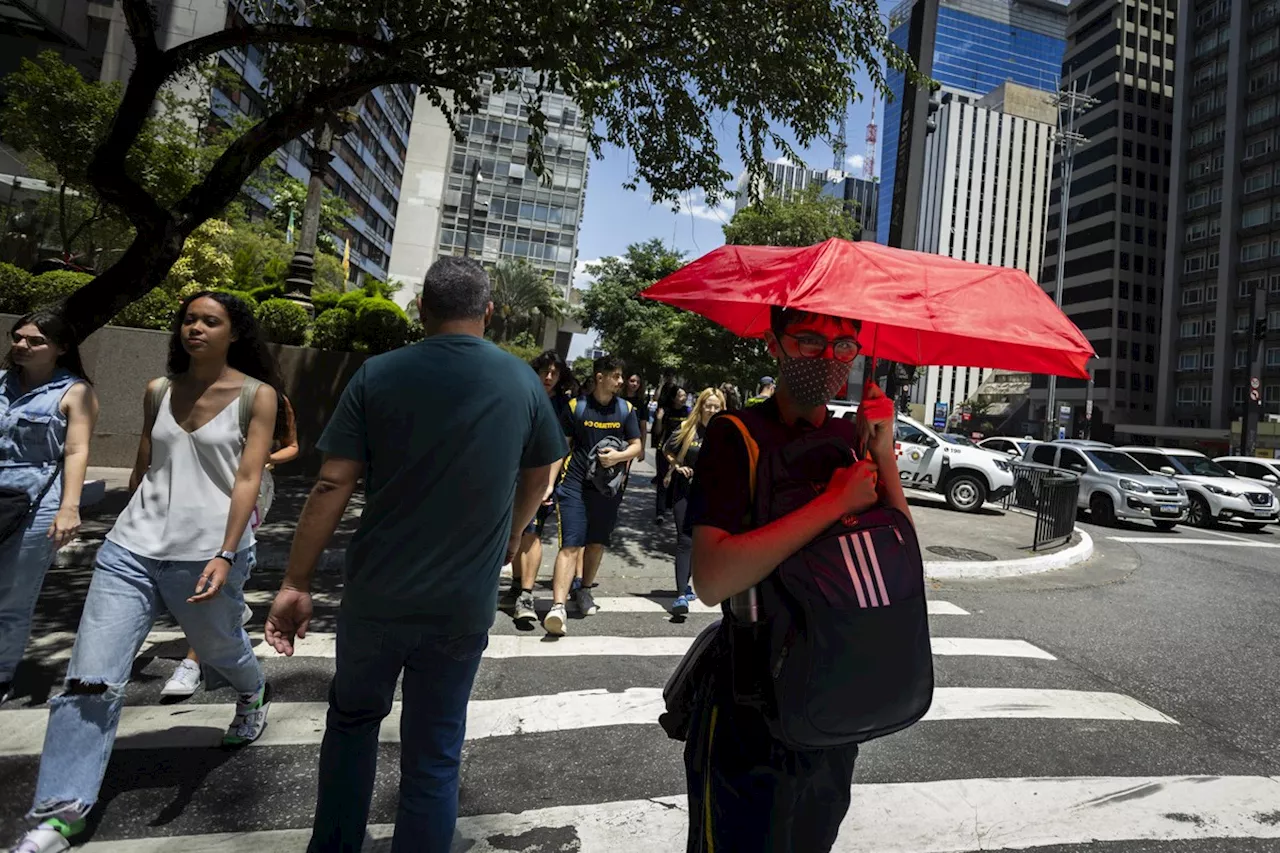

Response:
(1145, 454), (1232, 477)
(941, 434), (977, 446)
(1086, 451), (1149, 475)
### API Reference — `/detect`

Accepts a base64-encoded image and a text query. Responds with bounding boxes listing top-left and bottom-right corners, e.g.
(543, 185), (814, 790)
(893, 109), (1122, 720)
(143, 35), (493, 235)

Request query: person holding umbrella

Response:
(678, 307), (909, 851)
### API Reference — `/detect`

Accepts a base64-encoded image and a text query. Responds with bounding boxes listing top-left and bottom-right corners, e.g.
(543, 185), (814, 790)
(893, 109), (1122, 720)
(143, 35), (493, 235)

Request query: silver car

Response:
(1214, 456), (1280, 502)
(1022, 442), (1188, 529)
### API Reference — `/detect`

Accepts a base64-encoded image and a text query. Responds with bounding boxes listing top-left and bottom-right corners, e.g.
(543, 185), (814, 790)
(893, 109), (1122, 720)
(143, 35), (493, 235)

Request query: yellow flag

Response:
(342, 238), (350, 277)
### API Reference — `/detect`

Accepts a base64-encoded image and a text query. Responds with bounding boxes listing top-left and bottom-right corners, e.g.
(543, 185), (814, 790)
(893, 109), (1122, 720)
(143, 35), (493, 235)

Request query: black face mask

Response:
(779, 355), (848, 407)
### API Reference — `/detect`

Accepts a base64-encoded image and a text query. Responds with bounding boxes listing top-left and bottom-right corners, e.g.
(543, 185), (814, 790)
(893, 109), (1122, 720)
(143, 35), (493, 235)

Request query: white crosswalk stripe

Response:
(1, 594), (1257, 852)
(71, 776), (1280, 852)
(29, 631), (1046, 662)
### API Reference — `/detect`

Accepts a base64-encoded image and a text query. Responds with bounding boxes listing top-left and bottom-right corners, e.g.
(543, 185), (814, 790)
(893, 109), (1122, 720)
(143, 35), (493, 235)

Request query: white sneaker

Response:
(8, 815), (84, 853)
(160, 659), (201, 698)
(544, 603), (567, 636)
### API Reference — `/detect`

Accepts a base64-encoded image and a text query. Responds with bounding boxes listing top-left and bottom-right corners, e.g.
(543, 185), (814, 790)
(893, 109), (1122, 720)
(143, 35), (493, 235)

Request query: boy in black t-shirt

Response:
(682, 307), (909, 852)
(544, 355), (643, 635)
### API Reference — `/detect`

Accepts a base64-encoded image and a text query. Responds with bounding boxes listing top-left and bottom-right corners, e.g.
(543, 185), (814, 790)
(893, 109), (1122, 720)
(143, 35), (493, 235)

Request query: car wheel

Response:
(1187, 494), (1213, 528)
(944, 473), (987, 512)
(1089, 493), (1116, 527)
(1153, 520), (1178, 531)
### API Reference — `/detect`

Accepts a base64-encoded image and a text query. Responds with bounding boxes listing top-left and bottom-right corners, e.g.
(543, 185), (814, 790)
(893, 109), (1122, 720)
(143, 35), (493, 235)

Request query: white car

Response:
(979, 437), (1034, 458)
(828, 401), (1015, 512)
(1214, 456), (1280, 503)
(1119, 447), (1279, 530)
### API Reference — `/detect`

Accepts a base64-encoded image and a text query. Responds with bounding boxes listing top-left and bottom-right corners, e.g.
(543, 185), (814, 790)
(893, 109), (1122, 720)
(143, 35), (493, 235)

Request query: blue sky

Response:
(573, 68), (882, 286)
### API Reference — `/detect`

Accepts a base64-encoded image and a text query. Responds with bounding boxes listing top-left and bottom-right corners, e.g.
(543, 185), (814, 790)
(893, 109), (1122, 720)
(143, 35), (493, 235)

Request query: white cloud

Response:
(845, 154), (865, 172)
(573, 258), (602, 290)
(773, 155), (796, 167)
(681, 188), (734, 223)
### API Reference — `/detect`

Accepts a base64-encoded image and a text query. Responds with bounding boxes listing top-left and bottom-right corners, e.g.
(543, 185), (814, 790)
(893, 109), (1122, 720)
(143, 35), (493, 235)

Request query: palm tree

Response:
(489, 260), (566, 343)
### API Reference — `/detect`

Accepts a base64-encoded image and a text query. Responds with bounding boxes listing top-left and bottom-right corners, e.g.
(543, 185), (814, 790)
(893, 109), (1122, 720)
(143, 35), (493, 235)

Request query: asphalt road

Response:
(3, 516), (1280, 851)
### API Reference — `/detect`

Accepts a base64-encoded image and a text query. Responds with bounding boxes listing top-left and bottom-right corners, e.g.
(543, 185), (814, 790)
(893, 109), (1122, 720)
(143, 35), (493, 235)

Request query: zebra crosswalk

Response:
(2, 591), (1277, 852)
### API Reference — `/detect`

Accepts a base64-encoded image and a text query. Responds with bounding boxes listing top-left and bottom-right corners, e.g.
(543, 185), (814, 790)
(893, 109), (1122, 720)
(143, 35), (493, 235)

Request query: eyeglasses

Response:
(782, 332), (862, 363)
(9, 332), (49, 347)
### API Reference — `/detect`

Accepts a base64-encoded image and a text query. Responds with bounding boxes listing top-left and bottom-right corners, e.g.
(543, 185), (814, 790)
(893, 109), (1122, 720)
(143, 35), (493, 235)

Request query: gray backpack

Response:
(147, 376), (264, 442)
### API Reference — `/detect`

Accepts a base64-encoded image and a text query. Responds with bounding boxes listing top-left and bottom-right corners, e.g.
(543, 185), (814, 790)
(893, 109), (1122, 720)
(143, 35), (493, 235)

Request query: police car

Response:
(827, 401), (1015, 512)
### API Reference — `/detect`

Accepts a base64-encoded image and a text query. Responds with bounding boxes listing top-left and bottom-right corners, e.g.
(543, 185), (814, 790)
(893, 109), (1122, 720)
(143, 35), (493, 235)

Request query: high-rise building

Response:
(734, 159), (879, 239)
(877, 0), (1069, 246)
(1158, 0), (1280, 430)
(1031, 0), (1178, 432)
(429, 72), (589, 349)
(910, 82), (1057, 421)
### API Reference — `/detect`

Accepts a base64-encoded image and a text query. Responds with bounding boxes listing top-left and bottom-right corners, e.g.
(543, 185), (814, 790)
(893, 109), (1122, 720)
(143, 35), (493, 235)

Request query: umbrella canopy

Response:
(642, 239), (1094, 379)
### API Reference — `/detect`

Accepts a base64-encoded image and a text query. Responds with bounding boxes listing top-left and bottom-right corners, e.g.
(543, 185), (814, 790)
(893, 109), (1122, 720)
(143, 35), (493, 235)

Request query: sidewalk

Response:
(59, 458), (1090, 582)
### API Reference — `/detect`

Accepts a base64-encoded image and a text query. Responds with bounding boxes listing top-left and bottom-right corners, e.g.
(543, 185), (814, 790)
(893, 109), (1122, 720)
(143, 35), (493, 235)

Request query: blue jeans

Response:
(0, 488), (59, 684)
(307, 611), (488, 853)
(28, 539), (262, 819)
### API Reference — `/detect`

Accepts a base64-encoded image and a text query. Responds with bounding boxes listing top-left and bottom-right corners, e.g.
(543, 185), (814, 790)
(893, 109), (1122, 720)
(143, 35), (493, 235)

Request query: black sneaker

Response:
(0, 681), (11, 707)
(574, 585), (599, 616)
(514, 592), (537, 625)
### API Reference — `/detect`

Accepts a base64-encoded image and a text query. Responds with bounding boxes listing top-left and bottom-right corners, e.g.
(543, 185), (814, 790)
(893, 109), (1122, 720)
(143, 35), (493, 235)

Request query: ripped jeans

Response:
(28, 539), (263, 821)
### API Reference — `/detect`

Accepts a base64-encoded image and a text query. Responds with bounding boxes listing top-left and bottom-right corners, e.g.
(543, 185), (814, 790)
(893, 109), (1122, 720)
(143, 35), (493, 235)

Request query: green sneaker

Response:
(222, 682), (271, 747)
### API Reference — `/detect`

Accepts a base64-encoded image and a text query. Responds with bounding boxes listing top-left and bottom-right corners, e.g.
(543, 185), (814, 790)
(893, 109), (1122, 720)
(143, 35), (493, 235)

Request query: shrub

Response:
(336, 291), (367, 313)
(0, 263), (33, 313)
(256, 298), (311, 346)
(312, 291), (342, 314)
(247, 283), (285, 303)
(354, 299), (410, 354)
(110, 287), (181, 330)
(310, 308), (356, 351)
(28, 271), (92, 310)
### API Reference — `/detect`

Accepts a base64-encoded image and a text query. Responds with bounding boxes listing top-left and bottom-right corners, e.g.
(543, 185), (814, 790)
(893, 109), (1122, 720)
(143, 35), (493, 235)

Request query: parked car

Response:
(1119, 447), (1279, 529)
(1022, 441), (1187, 529)
(979, 436), (1033, 458)
(828, 401), (1014, 511)
(1213, 456), (1280, 502)
(1051, 439), (1115, 449)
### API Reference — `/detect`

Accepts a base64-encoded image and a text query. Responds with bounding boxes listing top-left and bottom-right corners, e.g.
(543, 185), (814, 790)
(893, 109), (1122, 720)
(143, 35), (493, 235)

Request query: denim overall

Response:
(0, 367), (80, 684)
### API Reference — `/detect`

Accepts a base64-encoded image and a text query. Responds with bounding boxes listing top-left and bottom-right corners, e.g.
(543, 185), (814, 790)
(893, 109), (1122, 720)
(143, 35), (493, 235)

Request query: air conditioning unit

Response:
(1266, 414), (1280, 423)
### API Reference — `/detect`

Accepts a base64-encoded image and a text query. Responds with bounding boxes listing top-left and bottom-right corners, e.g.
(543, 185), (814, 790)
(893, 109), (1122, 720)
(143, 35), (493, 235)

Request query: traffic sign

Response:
(1251, 377), (1261, 389)
(1250, 387), (1261, 402)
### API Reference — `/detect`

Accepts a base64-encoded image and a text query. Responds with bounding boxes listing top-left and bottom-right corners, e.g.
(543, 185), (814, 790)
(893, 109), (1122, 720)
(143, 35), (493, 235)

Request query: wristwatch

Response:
(213, 549), (237, 565)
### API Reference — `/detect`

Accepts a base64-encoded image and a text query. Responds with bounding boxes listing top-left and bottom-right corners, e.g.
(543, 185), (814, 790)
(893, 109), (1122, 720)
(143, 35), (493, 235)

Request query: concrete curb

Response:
(923, 527), (1094, 580)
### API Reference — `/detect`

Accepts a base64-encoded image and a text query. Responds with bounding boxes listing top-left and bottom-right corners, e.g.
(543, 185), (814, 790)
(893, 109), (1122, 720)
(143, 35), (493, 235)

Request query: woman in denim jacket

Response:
(0, 309), (98, 707)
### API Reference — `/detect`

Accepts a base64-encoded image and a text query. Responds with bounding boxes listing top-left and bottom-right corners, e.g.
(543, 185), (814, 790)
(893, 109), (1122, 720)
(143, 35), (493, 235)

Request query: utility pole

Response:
(1044, 78), (1098, 440)
(462, 159), (483, 258)
(1242, 284), (1268, 456)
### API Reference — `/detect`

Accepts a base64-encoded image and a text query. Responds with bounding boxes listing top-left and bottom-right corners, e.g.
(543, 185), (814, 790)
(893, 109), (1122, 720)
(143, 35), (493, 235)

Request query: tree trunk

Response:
(59, 223), (184, 337)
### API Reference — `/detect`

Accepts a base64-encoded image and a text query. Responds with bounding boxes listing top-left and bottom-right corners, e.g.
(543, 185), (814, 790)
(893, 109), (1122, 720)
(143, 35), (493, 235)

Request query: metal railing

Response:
(1003, 463), (1080, 551)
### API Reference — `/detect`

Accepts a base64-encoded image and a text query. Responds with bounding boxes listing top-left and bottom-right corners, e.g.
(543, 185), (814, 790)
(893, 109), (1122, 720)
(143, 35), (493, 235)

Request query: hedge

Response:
(354, 299), (410, 354)
(312, 291), (342, 314)
(336, 291), (368, 313)
(0, 263), (33, 313)
(310, 308), (356, 351)
(256, 298), (311, 346)
(111, 287), (181, 331)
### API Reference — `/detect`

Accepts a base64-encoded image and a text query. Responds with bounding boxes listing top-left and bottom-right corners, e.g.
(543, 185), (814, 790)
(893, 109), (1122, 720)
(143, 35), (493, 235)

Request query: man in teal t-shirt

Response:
(264, 257), (566, 853)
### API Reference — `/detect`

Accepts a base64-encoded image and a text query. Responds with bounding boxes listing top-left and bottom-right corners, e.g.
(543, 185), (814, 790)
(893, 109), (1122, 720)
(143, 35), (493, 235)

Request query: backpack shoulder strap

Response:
(147, 377), (171, 423)
(718, 413), (760, 500)
(569, 397), (583, 420)
(238, 378), (264, 439)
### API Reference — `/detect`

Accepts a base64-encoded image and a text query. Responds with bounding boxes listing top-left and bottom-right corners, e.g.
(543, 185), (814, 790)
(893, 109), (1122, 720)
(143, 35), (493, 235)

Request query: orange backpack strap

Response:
(719, 414), (760, 500)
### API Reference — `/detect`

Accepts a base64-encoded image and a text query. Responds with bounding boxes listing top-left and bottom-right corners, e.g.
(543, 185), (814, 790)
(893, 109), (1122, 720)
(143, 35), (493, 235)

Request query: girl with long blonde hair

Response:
(663, 387), (725, 615)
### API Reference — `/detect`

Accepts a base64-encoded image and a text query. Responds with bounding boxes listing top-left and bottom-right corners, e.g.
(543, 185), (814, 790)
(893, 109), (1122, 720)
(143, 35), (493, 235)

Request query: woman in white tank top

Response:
(12, 292), (280, 853)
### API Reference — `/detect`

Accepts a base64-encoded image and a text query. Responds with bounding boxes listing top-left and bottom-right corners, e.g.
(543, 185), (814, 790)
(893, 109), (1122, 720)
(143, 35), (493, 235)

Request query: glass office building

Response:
(877, 0), (1069, 244)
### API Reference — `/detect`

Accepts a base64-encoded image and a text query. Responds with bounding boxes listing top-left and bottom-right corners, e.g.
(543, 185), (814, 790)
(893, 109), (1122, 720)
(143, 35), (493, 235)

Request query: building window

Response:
(1207, 318), (1217, 336)
(1236, 347), (1249, 367)
(1234, 385), (1246, 404)
(1201, 385), (1214, 403)
(1203, 351), (1215, 370)
(1242, 240), (1269, 262)
(1178, 353), (1200, 371)
(1184, 254), (1205, 273)
(1133, 342), (1142, 361)
(1118, 310), (1129, 329)
(1206, 284), (1219, 302)
(1180, 319), (1201, 338)
(1177, 385), (1198, 403)
(1268, 348), (1280, 367)
(1242, 204), (1271, 228)
(1184, 287), (1203, 305)
(1245, 170), (1273, 193)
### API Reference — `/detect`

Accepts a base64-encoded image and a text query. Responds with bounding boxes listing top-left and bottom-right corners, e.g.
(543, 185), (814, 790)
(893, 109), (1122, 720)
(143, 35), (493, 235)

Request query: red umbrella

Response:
(642, 238), (1094, 379)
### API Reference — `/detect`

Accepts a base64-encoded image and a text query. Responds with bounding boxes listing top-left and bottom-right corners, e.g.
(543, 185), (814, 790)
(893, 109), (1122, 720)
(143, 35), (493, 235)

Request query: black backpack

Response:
(719, 408), (934, 750)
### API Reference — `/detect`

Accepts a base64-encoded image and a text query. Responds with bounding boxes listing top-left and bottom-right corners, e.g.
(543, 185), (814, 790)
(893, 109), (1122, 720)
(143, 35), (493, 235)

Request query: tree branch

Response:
(119, 0), (160, 62)
(173, 67), (407, 230)
(166, 25), (393, 70)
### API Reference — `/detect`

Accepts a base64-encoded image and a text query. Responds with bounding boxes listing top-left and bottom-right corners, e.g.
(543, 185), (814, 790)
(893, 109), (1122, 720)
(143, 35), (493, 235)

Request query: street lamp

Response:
(461, 159), (485, 258)
(284, 107), (360, 316)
